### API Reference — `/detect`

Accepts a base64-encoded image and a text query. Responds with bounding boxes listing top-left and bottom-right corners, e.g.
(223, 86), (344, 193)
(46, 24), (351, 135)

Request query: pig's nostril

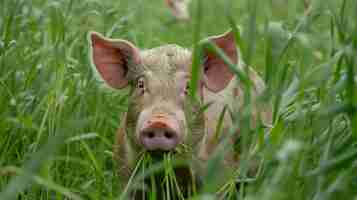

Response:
(147, 131), (155, 138)
(164, 131), (173, 139)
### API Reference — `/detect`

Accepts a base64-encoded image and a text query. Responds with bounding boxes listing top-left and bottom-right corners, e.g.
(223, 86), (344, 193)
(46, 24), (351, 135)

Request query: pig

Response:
(88, 30), (271, 198)
(165, 0), (190, 21)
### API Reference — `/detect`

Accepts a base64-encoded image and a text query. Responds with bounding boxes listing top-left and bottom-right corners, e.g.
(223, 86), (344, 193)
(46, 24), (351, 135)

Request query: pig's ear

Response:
(201, 31), (238, 92)
(88, 31), (141, 89)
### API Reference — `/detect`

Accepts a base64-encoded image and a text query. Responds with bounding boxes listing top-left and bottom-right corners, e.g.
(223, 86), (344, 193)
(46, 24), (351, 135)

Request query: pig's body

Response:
(88, 31), (271, 198)
(199, 71), (269, 164)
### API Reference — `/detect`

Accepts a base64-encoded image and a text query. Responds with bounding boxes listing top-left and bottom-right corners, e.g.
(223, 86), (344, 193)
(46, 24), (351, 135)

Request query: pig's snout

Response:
(139, 116), (181, 151)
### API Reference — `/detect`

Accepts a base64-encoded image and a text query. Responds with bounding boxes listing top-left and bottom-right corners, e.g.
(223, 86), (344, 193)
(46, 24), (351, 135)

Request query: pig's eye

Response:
(136, 79), (145, 94)
(137, 80), (144, 89)
(184, 82), (190, 95)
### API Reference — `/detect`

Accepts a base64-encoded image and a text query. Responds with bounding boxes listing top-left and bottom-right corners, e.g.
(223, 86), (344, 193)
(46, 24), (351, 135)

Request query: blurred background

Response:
(0, 0), (356, 199)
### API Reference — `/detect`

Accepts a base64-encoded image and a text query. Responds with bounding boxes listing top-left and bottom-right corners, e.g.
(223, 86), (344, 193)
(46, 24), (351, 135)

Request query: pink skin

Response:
(131, 71), (189, 151)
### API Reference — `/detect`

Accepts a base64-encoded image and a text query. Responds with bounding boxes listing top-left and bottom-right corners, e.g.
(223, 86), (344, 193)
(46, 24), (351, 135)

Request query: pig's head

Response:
(88, 31), (237, 157)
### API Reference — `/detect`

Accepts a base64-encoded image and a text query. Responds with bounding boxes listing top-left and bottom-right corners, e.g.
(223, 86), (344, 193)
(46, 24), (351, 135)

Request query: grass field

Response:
(1, 0), (357, 199)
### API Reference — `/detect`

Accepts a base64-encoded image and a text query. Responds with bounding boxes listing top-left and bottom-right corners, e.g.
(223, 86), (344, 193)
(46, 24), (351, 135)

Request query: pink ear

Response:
(202, 31), (238, 92)
(89, 32), (140, 89)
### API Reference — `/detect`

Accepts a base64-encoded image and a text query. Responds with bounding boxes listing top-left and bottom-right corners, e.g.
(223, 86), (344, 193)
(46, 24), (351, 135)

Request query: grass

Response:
(1, 0), (357, 199)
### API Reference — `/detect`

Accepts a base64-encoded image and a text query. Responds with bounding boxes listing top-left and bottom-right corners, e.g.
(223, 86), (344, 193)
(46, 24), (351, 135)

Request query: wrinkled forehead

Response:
(139, 44), (192, 76)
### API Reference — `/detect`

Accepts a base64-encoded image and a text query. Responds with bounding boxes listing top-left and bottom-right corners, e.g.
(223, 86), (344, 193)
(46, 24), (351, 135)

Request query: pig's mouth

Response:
(145, 148), (184, 160)
(144, 142), (191, 158)
(146, 150), (173, 158)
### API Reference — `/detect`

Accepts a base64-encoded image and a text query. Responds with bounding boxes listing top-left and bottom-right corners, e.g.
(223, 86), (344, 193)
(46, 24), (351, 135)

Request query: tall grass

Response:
(1, 0), (356, 199)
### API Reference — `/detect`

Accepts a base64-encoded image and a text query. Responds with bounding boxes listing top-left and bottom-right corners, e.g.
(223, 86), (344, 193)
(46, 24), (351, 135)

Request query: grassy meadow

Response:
(1, 0), (357, 199)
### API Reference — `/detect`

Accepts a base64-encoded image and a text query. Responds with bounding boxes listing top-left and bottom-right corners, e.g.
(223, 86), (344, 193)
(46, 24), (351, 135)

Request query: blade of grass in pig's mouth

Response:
(137, 151), (200, 198)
